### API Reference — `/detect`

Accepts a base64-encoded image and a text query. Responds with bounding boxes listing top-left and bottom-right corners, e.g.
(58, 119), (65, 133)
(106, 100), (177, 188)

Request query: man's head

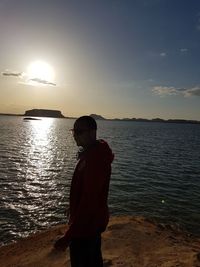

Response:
(72, 116), (97, 148)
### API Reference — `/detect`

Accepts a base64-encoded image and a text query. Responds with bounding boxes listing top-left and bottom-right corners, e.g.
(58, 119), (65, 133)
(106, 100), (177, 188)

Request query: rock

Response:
(24, 109), (65, 118)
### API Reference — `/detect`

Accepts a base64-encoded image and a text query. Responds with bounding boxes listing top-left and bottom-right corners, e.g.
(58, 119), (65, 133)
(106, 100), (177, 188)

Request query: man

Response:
(54, 116), (114, 267)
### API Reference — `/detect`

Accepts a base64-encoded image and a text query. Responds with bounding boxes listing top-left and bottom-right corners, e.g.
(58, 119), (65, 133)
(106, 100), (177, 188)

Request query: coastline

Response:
(0, 113), (200, 124)
(0, 216), (200, 267)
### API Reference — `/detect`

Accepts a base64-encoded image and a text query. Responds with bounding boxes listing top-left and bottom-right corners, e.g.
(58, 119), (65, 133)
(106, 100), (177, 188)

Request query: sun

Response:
(27, 60), (55, 82)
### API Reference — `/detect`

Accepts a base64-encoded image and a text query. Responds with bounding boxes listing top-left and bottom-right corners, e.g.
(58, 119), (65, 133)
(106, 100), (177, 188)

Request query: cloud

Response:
(29, 78), (56, 86)
(184, 87), (200, 96)
(152, 86), (200, 97)
(180, 48), (188, 53)
(152, 86), (178, 96)
(2, 69), (56, 86)
(160, 52), (167, 57)
(2, 70), (23, 77)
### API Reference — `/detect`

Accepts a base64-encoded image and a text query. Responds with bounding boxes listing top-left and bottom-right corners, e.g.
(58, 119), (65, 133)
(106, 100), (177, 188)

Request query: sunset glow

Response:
(27, 61), (55, 83)
(0, 1), (200, 119)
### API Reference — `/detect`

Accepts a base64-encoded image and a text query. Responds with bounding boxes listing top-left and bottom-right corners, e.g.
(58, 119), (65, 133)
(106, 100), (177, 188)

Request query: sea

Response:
(0, 115), (200, 246)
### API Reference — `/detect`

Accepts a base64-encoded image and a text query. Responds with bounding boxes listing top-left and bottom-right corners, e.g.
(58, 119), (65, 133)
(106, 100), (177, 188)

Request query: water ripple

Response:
(0, 117), (200, 245)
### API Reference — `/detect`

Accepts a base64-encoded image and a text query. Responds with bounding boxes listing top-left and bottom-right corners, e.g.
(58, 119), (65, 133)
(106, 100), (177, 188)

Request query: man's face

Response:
(72, 121), (91, 147)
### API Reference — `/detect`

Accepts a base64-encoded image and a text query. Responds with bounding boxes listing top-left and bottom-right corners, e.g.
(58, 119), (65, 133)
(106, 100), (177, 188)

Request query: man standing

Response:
(54, 116), (114, 267)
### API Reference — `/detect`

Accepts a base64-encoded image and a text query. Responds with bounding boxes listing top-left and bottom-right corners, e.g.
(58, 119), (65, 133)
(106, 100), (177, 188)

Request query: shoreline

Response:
(0, 113), (200, 124)
(0, 216), (200, 267)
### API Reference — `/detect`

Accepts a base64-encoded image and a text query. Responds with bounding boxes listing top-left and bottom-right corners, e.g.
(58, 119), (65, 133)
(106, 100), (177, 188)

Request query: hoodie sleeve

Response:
(64, 145), (113, 241)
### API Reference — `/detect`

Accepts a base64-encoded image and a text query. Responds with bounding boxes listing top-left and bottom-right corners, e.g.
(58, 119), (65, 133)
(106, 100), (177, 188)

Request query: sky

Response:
(0, 0), (200, 120)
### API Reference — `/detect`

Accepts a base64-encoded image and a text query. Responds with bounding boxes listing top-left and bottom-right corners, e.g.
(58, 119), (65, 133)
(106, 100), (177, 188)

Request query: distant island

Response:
(89, 115), (200, 124)
(89, 114), (200, 124)
(89, 114), (106, 120)
(110, 117), (200, 124)
(0, 111), (199, 124)
(24, 109), (65, 118)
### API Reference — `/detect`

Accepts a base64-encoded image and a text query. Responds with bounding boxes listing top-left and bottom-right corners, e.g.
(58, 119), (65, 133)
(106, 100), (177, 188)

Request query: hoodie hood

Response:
(78, 139), (114, 164)
(96, 139), (114, 164)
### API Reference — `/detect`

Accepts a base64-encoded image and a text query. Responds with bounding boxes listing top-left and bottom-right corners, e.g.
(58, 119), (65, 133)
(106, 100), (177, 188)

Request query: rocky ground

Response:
(0, 216), (200, 267)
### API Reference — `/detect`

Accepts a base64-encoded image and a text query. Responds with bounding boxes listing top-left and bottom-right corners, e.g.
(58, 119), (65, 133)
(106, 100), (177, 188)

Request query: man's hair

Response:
(75, 116), (97, 130)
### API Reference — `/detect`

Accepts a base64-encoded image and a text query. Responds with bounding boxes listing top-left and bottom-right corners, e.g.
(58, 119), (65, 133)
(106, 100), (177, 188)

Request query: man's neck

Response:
(82, 139), (97, 150)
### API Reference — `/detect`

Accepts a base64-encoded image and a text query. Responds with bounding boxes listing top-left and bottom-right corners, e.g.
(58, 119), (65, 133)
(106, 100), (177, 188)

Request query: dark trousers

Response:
(69, 234), (103, 267)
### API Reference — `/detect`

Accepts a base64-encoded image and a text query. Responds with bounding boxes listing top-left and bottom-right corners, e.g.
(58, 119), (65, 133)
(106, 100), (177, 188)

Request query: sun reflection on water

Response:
(29, 117), (54, 148)
(25, 118), (55, 180)
(1, 117), (76, 244)
(20, 118), (65, 226)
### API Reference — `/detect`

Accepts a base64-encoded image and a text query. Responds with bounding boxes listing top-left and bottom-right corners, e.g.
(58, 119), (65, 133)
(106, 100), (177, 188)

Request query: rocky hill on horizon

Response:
(24, 109), (65, 118)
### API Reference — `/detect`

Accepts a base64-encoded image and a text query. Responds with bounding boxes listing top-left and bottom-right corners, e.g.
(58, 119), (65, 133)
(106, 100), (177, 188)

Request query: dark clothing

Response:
(63, 139), (113, 266)
(69, 234), (103, 267)
(64, 139), (114, 242)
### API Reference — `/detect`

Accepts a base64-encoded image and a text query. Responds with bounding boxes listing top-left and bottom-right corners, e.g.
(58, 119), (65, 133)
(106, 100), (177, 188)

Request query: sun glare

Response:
(27, 60), (55, 82)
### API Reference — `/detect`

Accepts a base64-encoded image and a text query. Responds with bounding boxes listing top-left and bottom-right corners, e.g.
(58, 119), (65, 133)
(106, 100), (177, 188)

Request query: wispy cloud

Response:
(2, 70), (23, 77)
(152, 86), (200, 97)
(1, 69), (56, 86)
(160, 52), (167, 57)
(152, 86), (178, 96)
(29, 78), (56, 86)
(150, 49), (188, 58)
(184, 87), (200, 96)
(180, 48), (188, 53)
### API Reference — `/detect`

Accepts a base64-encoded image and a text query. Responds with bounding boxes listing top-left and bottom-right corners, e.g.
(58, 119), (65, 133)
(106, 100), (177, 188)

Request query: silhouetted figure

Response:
(54, 116), (114, 267)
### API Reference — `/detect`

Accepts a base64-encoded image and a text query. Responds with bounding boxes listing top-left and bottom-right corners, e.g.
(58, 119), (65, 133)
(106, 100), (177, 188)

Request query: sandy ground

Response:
(0, 216), (200, 267)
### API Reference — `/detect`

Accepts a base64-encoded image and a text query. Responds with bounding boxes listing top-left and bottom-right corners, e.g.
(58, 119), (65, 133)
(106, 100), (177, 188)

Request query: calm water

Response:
(0, 116), (200, 245)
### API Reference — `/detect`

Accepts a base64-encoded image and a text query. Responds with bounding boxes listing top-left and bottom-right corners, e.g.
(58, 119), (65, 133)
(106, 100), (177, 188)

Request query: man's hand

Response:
(54, 236), (69, 251)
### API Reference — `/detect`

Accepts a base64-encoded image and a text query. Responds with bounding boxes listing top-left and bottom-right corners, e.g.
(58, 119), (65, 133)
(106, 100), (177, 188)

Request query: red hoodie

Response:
(64, 139), (114, 241)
